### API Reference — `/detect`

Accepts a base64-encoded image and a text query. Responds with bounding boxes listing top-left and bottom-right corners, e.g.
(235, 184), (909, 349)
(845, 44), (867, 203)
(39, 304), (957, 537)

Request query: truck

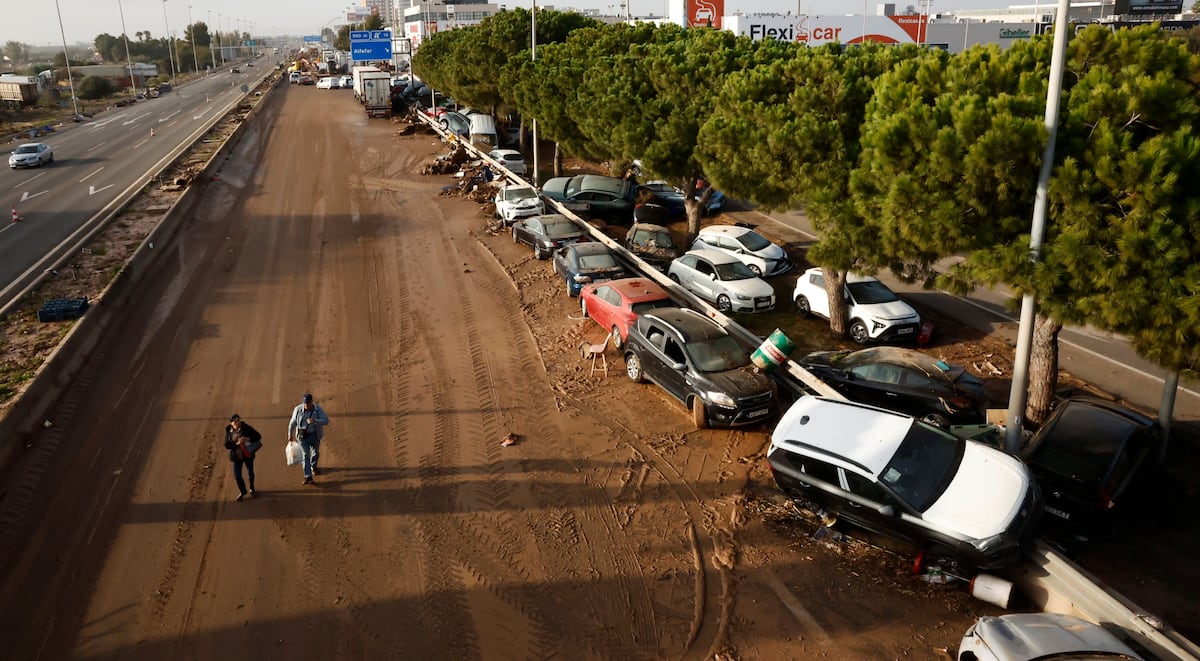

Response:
(361, 71), (393, 118)
(351, 65), (381, 101)
(0, 75), (44, 108)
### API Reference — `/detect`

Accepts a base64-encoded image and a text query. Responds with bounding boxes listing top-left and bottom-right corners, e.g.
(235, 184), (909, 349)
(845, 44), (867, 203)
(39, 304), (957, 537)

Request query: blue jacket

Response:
(288, 402), (329, 442)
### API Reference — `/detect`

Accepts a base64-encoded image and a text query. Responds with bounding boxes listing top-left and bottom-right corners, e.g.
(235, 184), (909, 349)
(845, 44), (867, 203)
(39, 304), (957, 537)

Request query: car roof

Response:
(575, 175), (629, 195)
(772, 396), (916, 477)
(801, 266), (881, 285)
(642, 307), (727, 342)
(831, 347), (964, 383)
(684, 248), (740, 265)
(628, 223), (670, 232)
(1026, 397), (1157, 458)
(490, 149), (521, 157)
(568, 242), (611, 256)
(607, 278), (669, 301)
(699, 225), (752, 238)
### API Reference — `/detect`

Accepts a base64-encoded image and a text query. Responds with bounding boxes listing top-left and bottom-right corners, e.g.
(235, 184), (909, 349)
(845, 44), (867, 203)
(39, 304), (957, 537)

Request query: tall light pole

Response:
(208, 10), (217, 70)
(53, 0), (80, 118)
(188, 5), (200, 72)
(216, 12), (225, 64)
(162, 0), (178, 80)
(531, 0), (539, 186)
(118, 0), (137, 93)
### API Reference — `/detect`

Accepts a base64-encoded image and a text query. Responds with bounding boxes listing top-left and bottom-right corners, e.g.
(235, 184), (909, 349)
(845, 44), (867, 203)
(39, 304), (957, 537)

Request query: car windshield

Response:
(878, 424), (964, 511)
(714, 261), (758, 281)
(503, 188), (537, 202)
(848, 280), (900, 304)
(735, 231), (772, 252)
(685, 335), (751, 372)
(1026, 406), (1131, 486)
(15, 145), (38, 154)
(578, 254), (618, 270)
(544, 221), (579, 239)
(632, 229), (673, 248)
(631, 299), (673, 315)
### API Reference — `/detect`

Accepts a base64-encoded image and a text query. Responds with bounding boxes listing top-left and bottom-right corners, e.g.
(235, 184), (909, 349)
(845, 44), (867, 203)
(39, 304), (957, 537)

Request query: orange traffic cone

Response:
(10, 207), (21, 223)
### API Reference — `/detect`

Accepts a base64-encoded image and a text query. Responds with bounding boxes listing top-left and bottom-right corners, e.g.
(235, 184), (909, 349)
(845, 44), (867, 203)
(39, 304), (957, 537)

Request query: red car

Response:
(579, 278), (674, 349)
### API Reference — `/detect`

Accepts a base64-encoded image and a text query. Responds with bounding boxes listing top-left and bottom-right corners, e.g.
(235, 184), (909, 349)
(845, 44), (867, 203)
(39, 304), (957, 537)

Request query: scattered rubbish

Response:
(501, 432), (519, 447)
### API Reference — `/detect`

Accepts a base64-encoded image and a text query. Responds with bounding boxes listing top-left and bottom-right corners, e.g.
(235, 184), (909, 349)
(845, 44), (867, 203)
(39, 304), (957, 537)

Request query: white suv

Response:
(689, 225), (790, 277)
(792, 267), (920, 344)
(768, 396), (1041, 571)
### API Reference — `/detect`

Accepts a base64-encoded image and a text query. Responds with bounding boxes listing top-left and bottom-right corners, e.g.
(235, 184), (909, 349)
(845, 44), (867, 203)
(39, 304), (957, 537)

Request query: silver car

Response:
(667, 249), (775, 313)
(9, 142), (53, 168)
(958, 613), (1143, 660)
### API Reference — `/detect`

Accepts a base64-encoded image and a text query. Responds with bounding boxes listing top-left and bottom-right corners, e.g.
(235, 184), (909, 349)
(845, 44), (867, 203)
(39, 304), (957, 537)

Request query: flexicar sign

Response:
(730, 14), (931, 47)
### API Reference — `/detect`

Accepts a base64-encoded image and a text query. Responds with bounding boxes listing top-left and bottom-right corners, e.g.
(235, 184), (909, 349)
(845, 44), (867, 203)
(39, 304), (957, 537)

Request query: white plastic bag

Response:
(285, 440), (303, 466)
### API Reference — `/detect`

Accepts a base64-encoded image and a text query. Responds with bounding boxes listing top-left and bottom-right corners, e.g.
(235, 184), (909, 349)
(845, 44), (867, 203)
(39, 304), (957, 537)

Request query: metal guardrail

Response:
(416, 113), (1199, 660)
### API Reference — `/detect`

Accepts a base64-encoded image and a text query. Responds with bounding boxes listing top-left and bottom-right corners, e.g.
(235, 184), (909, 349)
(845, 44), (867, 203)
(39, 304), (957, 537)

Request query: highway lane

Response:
(0, 63), (276, 303)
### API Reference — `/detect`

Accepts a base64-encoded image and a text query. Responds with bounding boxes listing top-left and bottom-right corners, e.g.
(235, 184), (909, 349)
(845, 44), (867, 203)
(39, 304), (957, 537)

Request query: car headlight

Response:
(974, 531), (1019, 557)
(573, 274), (591, 283)
(539, 239), (554, 247)
(735, 293), (752, 301)
(706, 391), (736, 407)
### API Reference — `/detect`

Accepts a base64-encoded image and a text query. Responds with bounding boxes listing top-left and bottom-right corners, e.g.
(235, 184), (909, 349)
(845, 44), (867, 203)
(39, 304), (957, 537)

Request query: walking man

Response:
(288, 393), (329, 485)
(224, 414), (263, 501)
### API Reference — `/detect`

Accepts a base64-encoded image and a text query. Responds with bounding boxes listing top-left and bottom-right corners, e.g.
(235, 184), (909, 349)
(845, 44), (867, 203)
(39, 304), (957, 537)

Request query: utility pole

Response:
(162, 0), (178, 80)
(118, 0), (137, 93)
(208, 10), (218, 70)
(188, 5), (200, 72)
(53, 0), (80, 118)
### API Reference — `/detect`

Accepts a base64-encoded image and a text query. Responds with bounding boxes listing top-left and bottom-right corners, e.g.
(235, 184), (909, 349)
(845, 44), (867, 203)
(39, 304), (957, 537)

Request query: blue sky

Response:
(5, 0), (1013, 50)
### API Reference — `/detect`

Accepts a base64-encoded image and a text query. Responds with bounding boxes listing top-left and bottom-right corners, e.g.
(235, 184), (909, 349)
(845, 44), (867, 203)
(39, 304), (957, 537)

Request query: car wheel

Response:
(795, 296), (811, 318)
(849, 320), (870, 344)
(440, 118), (449, 128)
(511, 227), (519, 243)
(535, 246), (548, 260)
(47, 154), (53, 164)
(716, 295), (732, 313)
(747, 263), (762, 276)
(580, 298), (589, 318)
(921, 413), (950, 428)
(690, 396), (708, 429)
(611, 326), (623, 350)
(668, 274), (680, 284)
(625, 352), (644, 383)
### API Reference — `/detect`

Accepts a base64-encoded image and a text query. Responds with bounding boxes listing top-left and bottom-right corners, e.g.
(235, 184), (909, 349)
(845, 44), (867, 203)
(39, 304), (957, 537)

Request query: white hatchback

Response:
(667, 249), (775, 313)
(690, 225), (790, 277)
(488, 149), (527, 176)
(792, 267), (921, 344)
(493, 184), (544, 225)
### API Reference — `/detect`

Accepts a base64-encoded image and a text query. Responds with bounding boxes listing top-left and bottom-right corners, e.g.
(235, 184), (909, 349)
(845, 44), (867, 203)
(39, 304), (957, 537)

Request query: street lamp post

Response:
(216, 13), (225, 65)
(531, 0), (539, 186)
(118, 0), (138, 93)
(188, 5), (200, 72)
(53, 0), (80, 118)
(162, 0), (178, 80)
(208, 10), (217, 70)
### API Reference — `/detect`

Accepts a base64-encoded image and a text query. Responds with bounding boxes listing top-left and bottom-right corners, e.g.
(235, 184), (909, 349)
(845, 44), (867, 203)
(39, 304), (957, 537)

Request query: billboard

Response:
(1114, 0), (1184, 14)
(302, 35), (322, 43)
(687, 0), (725, 28)
(729, 14), (931, 46)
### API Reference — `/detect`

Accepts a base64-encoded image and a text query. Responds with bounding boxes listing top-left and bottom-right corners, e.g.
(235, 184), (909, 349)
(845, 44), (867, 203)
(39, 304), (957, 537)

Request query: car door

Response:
(517, 218), (541, 248)
(840, 470), (918, 543)
(690, 258), (719, 302)
(553, 246), (572, 281)
(589, 284), (618, 332)
(805, 271), (832, 318)
(654, 333), (691, 402)
(845, 362), (907, 411)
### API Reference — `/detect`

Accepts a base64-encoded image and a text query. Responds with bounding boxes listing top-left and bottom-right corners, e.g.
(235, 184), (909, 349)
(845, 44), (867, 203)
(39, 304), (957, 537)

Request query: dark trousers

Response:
(232, 455), (256, 494)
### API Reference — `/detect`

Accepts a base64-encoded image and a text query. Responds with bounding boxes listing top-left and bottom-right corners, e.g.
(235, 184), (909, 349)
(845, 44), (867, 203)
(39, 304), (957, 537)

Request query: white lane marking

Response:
(13, 171), (47, 189)
(79, 166), (105, 183)
(85, 141), (108, 154)
(158, 109), (181, 122)
(89, 184), (114, 195)
(20, 190), (49, 202)
(193, 106), (211, 120)
(90, 114), (128, 129)
(763, 571), (831, 643)
(121, 112), (151, 126)
(132, 138), (149, 150)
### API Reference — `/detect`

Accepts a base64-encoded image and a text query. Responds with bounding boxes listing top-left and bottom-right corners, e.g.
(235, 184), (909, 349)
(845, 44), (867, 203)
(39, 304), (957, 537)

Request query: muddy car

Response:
(624, 223), (679, 272)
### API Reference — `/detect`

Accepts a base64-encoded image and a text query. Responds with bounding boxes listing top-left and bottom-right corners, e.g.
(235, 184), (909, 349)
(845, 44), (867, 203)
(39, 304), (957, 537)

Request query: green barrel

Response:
(750, 329), (795, 371)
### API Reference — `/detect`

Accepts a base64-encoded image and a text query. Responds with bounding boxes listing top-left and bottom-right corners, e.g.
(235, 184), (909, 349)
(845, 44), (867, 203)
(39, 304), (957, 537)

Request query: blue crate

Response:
(38, 297), (89, 323)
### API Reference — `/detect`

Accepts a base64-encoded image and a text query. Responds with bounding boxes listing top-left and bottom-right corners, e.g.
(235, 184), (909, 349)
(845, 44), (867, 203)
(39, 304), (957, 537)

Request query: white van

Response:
(468, 114), (498, 149)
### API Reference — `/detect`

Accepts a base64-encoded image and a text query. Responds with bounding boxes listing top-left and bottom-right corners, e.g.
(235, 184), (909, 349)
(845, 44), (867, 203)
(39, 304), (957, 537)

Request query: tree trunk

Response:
(553, 142), (563, 178)
(1026, 312), (1062, 426)
(519, 118), (527, 153)
(826, 269), (849, 337)
(682, 177), (707, 244)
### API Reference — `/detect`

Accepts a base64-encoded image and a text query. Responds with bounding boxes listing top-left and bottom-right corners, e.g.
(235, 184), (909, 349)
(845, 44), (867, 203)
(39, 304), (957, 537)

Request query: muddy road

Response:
(0, 84), (996, 660)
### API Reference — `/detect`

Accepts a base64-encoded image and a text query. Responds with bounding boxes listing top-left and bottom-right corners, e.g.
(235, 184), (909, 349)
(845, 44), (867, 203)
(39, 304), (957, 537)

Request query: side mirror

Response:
(672, 362), (687, 372)
(842, 370), (855, 381)
(877, 505), (895, 517)
(709, 273), (717, 280)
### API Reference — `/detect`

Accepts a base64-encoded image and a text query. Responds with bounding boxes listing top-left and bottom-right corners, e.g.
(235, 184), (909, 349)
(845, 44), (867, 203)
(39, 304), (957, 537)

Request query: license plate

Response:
(755, 301), (772, 309)
(747, 408), (770, 419)
(897, 327), (914, 335)
(1045, 506), (1071, 520)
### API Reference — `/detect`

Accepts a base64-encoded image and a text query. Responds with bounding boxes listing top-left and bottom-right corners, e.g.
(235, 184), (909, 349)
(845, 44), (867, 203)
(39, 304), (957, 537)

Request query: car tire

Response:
(668, 274), (680, 284)
(580, 299), (589, 318)
(849, 320), (870, 344)
(690, 396), (708, 429)
(512, 227), (519, 243)
(716, 295), (732, 313)
(625, 352), (644, 383)
(795, 296), (811, 318)
(535, 246), (548, 260)
(921, 413), (951, 428)
(747, 263), (762, 276)
(47, 154), (53, 164)
(611, 326), (623, 350)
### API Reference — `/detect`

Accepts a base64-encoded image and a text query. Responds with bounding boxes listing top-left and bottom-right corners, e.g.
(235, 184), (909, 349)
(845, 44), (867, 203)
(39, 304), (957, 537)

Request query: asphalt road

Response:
(758, 208), (1200, 428)
(0, 63), (275, 305)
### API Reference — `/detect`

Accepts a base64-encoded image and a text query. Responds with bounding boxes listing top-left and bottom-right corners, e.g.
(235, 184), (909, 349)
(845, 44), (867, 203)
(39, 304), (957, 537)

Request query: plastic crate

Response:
(37, 297), (89, 323)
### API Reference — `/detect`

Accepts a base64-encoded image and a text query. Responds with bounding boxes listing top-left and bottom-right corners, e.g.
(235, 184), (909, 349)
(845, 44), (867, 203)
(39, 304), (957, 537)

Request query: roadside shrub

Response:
(77, 75), (114, 100)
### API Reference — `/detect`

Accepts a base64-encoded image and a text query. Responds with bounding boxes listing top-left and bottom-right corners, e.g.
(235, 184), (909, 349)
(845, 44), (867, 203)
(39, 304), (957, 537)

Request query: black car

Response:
(552, 243), (627, 297)
(512, 214), (586, 260)
(622, 307), (775, 429)
(797, 347), (987, 427)
(624, 223), (679, 272)
(1021, 397), (1162, 541)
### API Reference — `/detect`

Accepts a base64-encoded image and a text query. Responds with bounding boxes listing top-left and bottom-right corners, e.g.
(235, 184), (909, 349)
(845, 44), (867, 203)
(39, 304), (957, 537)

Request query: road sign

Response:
(303, 35), (322, 43)
(350, 30), (392, 61)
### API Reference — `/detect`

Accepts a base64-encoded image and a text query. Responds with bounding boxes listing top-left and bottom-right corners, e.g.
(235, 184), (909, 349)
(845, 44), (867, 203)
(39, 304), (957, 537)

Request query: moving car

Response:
(540, 175), (638, 221)
(793, 267), (921, 344)
(552, 243), (627, 297)
(579, 278), (673, 350)
(958, 613), (1143, 661)
(511, 214), (585, 260)
(488, 149), (527, 176)
(230, 67), (241, 74)
(1021, 397), (1162, 541)
(690, 225), (790, 277)
(797, 347), (987, 427)
(493, 184), (544, 225)
(768, 396), (1041, 570)
(9, 142), (53, 168)
(624, 223), (679, 272)
(623, 307), (776, 428)
(668, 249), (775, 313)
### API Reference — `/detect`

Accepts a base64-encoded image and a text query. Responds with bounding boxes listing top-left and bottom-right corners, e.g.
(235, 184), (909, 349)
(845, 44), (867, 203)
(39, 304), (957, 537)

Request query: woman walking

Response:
(224, 414), (263, 501)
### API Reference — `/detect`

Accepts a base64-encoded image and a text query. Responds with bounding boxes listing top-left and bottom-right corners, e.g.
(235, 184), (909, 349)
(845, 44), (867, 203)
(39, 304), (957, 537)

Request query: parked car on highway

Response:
(624, 223), (679, 272)
(793, 267), (921, 344)
(768, 396), (1042, 571)
(623, 307), (776, 428)
(668, 249), (775, 313)
(511, 214), (586, 260)
(9, 142), (53, 168)
(1020, 397), (1162, 542)
(493, 184), (544, 226)
(316, 76), (334, 89)
(552, 243), (627, 297)
(289, 72), (301, 84)
(540, 174), (638, 221)
(957, 612), (1143, 661)
(487, 148), (527, 176)
(340, 75), (353, 88)
(439, 111), (470, 139)
(690, 225), (790, 277)
(230, 67), (241, 74)
(579, 278), (674, 350)
(797, 347), (987, 427)
(299, 75), (314, 85)
(641, 180), (726, 216)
